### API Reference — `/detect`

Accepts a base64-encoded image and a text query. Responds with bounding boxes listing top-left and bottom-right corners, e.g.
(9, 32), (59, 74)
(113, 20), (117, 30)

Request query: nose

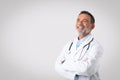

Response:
(77, 20), (83, 25)
(77, 21), (83, 27)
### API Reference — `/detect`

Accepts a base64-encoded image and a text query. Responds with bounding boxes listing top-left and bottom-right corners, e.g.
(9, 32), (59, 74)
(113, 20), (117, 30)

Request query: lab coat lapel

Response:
(70, 38), (78, 54)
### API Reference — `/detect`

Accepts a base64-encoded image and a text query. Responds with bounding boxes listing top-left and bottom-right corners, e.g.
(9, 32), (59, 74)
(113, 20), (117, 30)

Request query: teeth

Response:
(77, 26), (83, 28)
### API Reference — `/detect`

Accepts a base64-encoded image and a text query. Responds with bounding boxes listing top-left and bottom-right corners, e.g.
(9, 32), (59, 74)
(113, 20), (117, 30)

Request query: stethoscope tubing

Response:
(68, 38), (94, 60)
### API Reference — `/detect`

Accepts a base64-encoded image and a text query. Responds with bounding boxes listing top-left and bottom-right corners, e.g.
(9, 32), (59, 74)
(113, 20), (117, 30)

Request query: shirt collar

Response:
(77, 33), (91, 42)
(76, 33), (91, 49)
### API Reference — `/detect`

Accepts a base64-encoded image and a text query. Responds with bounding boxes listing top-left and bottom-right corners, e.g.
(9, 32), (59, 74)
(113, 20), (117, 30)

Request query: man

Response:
(55, 11), (103, 80)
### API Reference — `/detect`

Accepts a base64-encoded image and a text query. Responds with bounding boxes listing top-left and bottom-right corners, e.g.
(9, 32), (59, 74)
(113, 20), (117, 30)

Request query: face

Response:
(76, 13), (94, 35)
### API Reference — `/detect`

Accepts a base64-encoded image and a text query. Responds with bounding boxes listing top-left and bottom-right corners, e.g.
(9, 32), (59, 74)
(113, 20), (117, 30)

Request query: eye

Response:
(83, 19), (89, 23)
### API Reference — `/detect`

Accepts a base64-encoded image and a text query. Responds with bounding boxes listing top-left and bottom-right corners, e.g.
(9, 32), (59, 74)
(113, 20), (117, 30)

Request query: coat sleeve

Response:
(62, 43), (103, 76)
(55, 41), (76, 80)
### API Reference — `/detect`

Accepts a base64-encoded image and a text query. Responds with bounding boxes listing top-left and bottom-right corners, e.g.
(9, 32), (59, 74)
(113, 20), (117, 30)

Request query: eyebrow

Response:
(77, 18), (89, 22)
(77, 17), (90, 22)
(83, 19), (89, 21)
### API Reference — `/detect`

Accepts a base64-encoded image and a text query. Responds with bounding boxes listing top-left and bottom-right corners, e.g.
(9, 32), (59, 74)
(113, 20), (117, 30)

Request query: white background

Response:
(0, 0), (120, 80)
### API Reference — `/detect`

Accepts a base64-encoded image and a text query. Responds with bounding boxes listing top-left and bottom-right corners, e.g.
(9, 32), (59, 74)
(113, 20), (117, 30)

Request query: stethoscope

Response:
(68, 38), (94, 60)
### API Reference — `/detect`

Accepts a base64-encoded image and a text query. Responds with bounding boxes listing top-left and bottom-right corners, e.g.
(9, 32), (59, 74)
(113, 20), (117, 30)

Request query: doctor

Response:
(55, 11), (103, 80)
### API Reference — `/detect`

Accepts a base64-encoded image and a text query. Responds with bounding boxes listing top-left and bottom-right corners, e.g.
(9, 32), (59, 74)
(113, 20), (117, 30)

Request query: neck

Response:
(78, 33), (90, 40)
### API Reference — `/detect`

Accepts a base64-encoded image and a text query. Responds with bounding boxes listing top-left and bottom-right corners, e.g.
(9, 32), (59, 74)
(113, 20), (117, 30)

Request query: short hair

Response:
(79, 11), (95, 24)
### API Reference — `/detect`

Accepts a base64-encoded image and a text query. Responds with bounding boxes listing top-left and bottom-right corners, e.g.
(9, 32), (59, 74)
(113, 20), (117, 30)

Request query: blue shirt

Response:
(76, 34), (91, 49)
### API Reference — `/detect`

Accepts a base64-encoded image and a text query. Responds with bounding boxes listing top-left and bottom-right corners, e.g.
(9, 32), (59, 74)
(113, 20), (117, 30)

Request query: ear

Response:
(91, 24), (95, 30)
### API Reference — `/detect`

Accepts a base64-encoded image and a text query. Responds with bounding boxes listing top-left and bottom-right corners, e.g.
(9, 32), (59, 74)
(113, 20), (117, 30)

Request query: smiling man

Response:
(55, 11), (103, 80)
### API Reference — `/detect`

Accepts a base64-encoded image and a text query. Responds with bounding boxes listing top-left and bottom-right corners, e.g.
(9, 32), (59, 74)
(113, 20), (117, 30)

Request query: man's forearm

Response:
(55, 61), (76, 80)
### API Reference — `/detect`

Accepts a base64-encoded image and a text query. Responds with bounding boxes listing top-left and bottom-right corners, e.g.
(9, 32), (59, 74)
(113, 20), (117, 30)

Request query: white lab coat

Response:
(55, 34), (103, 80)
